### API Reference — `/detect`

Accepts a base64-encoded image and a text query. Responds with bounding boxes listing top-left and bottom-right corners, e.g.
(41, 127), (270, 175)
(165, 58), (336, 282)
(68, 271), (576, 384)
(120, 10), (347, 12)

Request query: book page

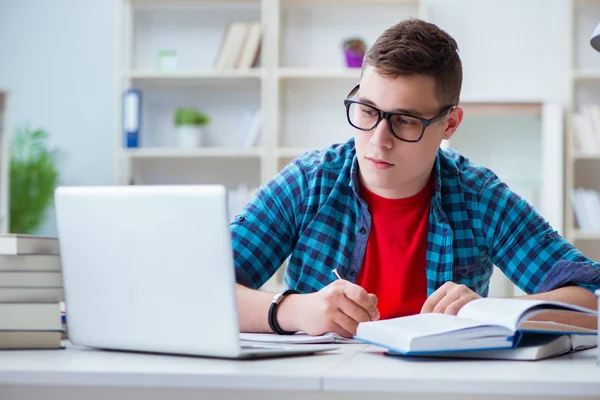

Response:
(457, 298), (597, 332)
(457, 298), (551, 331)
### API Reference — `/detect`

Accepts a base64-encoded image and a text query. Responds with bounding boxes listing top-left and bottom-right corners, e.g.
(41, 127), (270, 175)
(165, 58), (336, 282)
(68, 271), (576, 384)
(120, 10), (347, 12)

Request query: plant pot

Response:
(176, 125), (204, 147)
(344, 49), (364, 68)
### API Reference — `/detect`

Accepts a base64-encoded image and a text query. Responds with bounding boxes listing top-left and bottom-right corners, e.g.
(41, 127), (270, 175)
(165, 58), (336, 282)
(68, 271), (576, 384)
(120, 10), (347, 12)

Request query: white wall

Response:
(0, 0), (568, 236)
(0, 0), (118, 236)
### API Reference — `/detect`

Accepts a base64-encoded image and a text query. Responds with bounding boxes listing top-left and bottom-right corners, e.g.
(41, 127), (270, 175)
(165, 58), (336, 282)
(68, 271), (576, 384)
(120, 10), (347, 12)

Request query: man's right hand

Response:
(279, 280), (379, 338)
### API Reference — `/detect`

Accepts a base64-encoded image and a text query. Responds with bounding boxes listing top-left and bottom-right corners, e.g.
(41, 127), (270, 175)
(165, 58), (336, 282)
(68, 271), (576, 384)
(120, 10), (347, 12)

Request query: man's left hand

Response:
(420, 282), (482, 315)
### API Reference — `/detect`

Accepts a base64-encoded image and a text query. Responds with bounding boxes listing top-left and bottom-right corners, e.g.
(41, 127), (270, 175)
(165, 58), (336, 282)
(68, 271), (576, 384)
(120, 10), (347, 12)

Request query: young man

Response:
(231, 19), (600, 337)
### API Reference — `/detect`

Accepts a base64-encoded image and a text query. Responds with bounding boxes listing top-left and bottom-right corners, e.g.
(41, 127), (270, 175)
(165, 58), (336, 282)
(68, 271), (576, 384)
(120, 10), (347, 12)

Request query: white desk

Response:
(0, 344), (598, 400)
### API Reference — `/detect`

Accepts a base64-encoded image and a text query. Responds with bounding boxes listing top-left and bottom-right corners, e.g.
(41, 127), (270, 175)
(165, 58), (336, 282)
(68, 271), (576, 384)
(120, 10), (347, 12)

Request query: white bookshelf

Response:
(0, 92), (8, 234)
(565, 0), (600, 261)
(115, 0), (568, 294)
(115, 0), (425, 190)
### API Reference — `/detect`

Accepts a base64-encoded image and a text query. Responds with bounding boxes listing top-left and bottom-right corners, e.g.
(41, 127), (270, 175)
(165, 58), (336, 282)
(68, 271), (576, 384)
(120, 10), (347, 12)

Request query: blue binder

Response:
(123, 89), (141, 148)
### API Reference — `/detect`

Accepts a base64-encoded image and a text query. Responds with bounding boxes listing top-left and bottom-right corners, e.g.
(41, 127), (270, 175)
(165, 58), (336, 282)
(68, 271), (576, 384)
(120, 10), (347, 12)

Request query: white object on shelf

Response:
(157, 50), (178, 71)
(176, 126), (205, 148)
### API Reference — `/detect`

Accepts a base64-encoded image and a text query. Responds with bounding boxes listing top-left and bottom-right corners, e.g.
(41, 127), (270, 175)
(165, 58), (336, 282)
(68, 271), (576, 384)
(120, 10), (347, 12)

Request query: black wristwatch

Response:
(268, 289), (298, 335)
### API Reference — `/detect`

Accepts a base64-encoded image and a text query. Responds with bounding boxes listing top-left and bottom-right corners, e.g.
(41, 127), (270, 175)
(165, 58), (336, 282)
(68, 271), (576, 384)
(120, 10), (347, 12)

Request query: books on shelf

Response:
(353, 298), (597, 358)
(214, 21), (262, 70)
(571, 188), (600, 233)
(234, 109), (262, 148)
(0, 235), (64, 349)
(571, 105), (600, 154)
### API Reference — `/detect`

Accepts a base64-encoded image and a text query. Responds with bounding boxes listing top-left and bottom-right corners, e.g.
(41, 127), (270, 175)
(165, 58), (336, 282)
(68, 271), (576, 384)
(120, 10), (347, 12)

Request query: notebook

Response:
(55, 185), (338, 359)
(354, 298), (597, 356)
(240, 332), (362, 344)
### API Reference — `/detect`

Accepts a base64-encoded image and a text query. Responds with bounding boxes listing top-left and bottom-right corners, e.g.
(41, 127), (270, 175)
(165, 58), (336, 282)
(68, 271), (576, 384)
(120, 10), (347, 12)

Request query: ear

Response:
(443, 107), (463, 141)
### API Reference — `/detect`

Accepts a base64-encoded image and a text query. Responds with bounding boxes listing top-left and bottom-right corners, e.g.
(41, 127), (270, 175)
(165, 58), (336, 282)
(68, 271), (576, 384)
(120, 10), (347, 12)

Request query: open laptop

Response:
(54, 184), (338, 359)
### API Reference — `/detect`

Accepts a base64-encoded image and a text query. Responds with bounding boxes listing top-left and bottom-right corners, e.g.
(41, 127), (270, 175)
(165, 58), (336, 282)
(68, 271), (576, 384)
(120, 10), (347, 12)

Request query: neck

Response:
(360, 168), (434, 200)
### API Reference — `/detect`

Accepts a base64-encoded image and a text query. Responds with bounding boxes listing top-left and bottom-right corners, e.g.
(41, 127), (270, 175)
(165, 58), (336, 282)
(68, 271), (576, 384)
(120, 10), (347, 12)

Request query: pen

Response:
(332, 268), (343, 280)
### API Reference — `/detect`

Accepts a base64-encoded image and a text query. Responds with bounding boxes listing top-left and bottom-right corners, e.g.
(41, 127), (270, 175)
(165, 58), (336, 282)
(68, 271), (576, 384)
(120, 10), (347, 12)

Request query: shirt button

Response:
(359, 227), (367, 234)
(236, 215), (245, 222)
(350, 271), (357, 277)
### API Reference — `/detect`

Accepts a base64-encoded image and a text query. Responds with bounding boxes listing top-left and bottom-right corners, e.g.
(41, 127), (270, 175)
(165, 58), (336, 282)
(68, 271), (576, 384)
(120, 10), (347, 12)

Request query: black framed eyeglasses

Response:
(344, 84), (456, 143)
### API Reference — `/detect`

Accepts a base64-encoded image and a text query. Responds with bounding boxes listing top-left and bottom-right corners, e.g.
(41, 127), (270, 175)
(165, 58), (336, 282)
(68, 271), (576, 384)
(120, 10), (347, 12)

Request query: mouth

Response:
(366, 157), (394, 169)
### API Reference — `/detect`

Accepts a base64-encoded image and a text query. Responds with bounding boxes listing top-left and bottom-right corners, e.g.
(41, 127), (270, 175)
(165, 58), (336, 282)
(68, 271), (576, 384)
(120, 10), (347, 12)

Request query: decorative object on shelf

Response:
(123, 89), (141, 148)
(174, 108), (210, 147)
(342, 38), (367, 68)
(10, 126), (61, 234)
(157, 50), (179, 71)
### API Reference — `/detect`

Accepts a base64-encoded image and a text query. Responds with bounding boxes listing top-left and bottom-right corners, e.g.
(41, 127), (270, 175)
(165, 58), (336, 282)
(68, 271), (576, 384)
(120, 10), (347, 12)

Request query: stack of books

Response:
(0, 234), (64, 349)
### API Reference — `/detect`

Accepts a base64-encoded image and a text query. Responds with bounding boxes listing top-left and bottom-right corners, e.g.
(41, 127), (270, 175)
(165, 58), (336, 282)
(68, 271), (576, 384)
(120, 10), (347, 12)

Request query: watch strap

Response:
(268, 289), (298, 335)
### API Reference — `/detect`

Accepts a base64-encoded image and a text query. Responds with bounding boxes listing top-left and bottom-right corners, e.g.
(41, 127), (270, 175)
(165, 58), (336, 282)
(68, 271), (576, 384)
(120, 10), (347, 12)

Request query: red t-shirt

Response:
(356, 178), (433, 320)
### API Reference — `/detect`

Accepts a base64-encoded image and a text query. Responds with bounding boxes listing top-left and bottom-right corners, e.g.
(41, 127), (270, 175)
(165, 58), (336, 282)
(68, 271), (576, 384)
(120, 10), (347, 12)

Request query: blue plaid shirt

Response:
(231, 138), (600, 296)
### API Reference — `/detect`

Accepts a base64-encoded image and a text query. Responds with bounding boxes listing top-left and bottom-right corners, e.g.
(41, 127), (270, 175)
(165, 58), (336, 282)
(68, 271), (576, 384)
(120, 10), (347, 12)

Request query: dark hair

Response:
(363, 18), (462, 107)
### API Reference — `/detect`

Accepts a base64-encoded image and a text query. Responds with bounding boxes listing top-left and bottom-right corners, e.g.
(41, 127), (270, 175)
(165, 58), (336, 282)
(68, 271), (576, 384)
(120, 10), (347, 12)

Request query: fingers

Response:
(342, 283), (380, 321)
(368, 293), (378, 306)
(332, 310), (359, 338)
(421, 282), (480, 315)
(421, 281), (452, 313)
(338, 294), (372, 324)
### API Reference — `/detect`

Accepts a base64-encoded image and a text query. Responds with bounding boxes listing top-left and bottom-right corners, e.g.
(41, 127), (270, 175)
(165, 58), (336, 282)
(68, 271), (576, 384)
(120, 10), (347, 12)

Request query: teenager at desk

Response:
(231, 19), (600, 338)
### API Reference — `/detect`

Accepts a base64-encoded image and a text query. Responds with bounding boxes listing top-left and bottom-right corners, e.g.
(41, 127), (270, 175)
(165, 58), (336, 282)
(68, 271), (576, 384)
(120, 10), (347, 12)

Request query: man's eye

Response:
(360, 106), (376, 117)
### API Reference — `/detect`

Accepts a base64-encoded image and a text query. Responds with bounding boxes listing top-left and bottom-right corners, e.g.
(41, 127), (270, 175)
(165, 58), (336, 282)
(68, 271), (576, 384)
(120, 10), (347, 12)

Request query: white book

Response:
(572, 113), (599, 154)
(216, 22), (251, 70)
(572, 189), (592, 231)
(243, 109), (262, 148)
(354, 298), (597, 356)
(237, 21), (261, 69)
(233, 110), (257, 148)
(0, 234), (59, 255)
(0, 254), (61, 271)
(0, 303), (61, 330)
(0, 287), (64, 303)
(0, 272), (63, 288)
(240, 332), (361, 345)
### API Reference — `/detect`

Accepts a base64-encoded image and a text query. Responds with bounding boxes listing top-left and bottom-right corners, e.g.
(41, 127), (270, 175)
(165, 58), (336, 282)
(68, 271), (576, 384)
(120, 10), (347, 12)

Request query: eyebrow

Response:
(357, 96), (424, 117)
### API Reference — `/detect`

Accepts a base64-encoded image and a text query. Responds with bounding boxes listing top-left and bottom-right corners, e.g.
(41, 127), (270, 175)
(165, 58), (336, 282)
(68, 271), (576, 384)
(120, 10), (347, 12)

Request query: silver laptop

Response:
(54, 184), (338, 359)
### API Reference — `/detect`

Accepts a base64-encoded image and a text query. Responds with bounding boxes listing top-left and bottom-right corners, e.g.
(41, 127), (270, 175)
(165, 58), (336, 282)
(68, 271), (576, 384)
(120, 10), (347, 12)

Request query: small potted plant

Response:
(342, 38), (367, 68)
(174, 108), (210, 147)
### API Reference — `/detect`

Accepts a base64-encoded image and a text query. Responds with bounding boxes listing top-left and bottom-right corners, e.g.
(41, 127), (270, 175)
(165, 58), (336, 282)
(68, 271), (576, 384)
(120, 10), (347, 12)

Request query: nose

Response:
(369, 118), (393, 149)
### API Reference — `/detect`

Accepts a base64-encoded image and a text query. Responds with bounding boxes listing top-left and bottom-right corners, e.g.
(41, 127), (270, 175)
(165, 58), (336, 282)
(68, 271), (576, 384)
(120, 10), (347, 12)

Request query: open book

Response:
(240, 332), (361, 345)
(354, 298), (597, 356)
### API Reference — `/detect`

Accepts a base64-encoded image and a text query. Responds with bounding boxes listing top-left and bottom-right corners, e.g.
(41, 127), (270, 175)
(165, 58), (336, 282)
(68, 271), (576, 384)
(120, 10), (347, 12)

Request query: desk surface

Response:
(0, 343), (367, 391)
(325, 345), (600, 398)
(0, 343), (599, 398)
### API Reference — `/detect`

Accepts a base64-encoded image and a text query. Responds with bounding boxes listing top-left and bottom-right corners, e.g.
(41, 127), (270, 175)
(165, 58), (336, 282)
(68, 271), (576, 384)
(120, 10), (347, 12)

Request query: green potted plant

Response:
(174, 108), (210, 147)
(10, 126), (61, 234)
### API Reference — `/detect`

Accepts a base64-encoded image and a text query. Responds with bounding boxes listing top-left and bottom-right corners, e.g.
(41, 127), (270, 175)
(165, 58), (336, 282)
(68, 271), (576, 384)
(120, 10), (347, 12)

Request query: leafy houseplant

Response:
(174, 108), (210, 147)
(10, 126), (61, 234)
